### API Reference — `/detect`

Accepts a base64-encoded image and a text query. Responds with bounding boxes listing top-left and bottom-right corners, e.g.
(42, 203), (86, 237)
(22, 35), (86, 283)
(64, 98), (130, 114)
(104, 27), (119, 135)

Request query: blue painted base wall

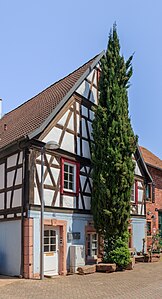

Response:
(28, 210), (92, 274)
(131, 217), (146, 253)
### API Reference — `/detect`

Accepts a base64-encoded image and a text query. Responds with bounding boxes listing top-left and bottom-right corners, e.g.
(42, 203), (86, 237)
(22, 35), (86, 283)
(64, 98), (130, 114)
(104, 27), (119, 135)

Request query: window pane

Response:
(69, 182), (73, 190)
(64, 173), (68, 181)
(69, 166), (74, 174)
(50, 245), (56, 252)
(69, 174), (73, 182)
(92, 234), (97, 241)
(44, 230), (49, 237)
(51, 238), (56, 244)
(44, 245), (49, 252)
(50, 230), (56, 237)
(64, 181), (68, 189)
(64, 164), (68, 172)
(44, 238), (49, 245)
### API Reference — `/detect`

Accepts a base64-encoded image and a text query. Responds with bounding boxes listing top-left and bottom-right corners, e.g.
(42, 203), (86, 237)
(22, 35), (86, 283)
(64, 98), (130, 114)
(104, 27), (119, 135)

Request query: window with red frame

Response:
(60, 158), (80, 195)
(131, 180), (138, 205)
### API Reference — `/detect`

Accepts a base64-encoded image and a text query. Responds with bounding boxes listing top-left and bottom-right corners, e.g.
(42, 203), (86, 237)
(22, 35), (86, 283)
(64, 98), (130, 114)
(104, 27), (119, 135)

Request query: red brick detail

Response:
(146, 165), (162, 250)
(24, 218), (33, 279)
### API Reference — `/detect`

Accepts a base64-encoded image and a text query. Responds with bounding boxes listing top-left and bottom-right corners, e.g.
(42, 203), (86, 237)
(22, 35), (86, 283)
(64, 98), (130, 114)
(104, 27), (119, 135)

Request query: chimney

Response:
(0, 99), (2, 119)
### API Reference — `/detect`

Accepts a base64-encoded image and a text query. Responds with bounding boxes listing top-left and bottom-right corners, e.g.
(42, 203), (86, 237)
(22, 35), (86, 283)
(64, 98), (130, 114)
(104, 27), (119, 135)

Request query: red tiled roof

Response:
(0, 55), (98, 150)
(140, 146), (162, 170)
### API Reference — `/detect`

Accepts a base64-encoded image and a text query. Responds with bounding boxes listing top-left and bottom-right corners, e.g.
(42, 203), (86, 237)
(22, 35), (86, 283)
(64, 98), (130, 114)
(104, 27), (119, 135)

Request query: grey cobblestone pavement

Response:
(0, 262), (162, 299)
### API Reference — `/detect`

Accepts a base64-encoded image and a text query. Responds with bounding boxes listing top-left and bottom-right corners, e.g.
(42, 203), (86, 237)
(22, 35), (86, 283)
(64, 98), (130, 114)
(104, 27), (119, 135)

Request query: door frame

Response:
(44, 218), (67, 275)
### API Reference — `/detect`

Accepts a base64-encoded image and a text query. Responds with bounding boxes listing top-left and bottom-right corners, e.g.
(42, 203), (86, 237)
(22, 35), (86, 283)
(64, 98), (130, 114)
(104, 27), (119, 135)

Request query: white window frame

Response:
(131, 183), (135, 203)
(63, 162), (76, 193)
(87, 232), (98, 258)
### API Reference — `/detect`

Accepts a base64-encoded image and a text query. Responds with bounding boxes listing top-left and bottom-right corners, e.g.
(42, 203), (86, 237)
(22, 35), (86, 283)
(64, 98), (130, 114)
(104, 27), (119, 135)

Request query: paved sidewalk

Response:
(0, 262), (162, 299)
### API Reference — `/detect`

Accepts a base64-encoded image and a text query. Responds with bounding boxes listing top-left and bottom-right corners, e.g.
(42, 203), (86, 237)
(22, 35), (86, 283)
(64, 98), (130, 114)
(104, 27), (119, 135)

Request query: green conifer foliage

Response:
(92, 24), (137, 267)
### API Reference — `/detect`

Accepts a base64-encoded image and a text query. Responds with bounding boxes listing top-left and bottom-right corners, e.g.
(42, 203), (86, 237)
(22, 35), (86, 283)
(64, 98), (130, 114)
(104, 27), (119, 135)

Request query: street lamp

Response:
(40, 140), (60, 280)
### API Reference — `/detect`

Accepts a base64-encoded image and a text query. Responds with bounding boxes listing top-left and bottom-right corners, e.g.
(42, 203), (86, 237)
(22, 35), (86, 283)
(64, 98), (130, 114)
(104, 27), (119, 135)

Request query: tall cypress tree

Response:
(92, 24), (137, 267)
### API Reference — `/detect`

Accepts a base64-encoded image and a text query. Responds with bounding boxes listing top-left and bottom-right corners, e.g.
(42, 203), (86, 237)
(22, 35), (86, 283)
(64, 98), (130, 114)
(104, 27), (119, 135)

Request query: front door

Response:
(44, 226), (59, 276)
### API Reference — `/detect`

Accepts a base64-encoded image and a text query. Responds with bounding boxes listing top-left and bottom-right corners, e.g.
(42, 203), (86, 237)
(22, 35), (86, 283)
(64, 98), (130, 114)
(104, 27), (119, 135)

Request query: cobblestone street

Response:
(0, 262), (162, 299)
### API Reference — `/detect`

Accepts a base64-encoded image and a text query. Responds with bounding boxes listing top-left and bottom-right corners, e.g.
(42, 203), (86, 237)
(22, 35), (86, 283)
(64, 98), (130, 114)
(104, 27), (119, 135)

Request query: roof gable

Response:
(140, 146), (162, 170)
(0, 51), (104, 150)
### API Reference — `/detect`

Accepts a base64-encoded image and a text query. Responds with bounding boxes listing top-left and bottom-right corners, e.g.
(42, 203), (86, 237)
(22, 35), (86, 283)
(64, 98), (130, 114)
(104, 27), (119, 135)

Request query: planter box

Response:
(96, 263), (116, 273)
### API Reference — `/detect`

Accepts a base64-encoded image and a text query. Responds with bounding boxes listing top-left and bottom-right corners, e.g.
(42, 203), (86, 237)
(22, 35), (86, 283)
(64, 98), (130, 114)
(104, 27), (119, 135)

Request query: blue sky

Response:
(0, 0), (162, 158)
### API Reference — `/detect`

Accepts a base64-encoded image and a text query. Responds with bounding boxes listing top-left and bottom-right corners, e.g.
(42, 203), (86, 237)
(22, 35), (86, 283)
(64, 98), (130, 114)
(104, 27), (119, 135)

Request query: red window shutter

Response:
(135, 181), (138, 205)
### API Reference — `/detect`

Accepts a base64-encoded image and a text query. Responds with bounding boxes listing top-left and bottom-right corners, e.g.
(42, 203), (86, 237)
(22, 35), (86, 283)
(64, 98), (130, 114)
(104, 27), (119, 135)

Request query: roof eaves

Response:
(27, 51), (105, 140)
(137, 145), (153, 182)
(145, 162), (162, 172)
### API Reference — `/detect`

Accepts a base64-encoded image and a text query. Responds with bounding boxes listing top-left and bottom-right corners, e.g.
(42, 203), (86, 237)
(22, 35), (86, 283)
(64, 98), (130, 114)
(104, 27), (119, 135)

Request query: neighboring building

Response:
(0, 52), (152, 278)
(140, 146), (162, 249)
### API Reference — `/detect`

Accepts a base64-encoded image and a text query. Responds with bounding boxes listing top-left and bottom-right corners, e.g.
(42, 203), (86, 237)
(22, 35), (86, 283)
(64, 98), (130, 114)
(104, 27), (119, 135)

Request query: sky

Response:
(0, 0), (162, 158)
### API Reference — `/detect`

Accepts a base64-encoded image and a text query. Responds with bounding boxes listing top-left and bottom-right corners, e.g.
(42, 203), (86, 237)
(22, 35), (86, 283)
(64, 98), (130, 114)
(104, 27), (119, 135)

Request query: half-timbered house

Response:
(140, 146), (162, 250)
(0, 52), (152, 278)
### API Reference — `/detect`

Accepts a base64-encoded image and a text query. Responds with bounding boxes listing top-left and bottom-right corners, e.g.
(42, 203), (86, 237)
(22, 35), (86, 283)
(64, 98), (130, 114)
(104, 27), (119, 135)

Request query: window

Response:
(131, 184), (135, 202)
(60, 158), (80, 195)
(131, 181), (138, 204)
(146, 184), (152, 201)
(147, 221), (151, 236)
(87, 233), (98, 257)
(64, 163), (75, 191)
(44, 229), (56, 252)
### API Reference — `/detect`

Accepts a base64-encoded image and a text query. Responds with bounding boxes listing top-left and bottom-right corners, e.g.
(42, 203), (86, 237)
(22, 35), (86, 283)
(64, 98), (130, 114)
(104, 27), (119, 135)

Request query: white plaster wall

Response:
(12, 189), (22, 207)
(15, 168), (22, 185)
(7, 191), (11, 208)
(138, 189), (143, 202)
(7, 171), (15, 188)
(0, 164), (5, 189)
(81, 106), (88, 118)
(76, 102), (80, 112)
(76, 114), (80, 134)
(90, 86), (97, 105)
(44, 189), (54, 206)
(0, 194), (4, 209)
(77, 137), (80, 156)
(34, 187), (40, 205)
(61, 132), (74, 153)
(18, 152), (23, 164)
(135, 162), (142, 176)
(7, 154), (18, 168)
(82, 140), (90, 159)
(67, 112), (74, 130)
(82, 119), (88, 139)
(76, 80), (89, 99)
(89, 110), (94, 121)
(63, 196), (76, 209)
(43, 127), (62, 144)
(58, 110), (69, 126)
(7, 168), (22, 188)
(84, 197), (91, 210)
